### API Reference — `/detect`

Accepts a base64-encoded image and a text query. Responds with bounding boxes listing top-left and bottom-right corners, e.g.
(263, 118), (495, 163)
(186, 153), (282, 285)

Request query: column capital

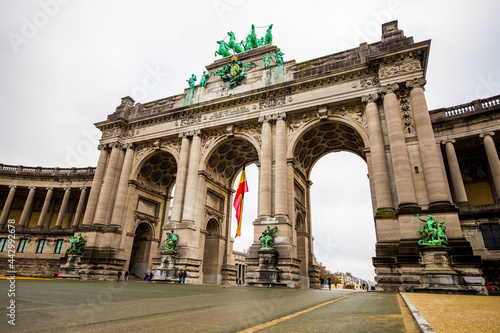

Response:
(479, 132), (495, 139)
(258, 115), (272, 123)
(9, 185), (17, 189)
(441, 139), (456, 145)
(80, 187), (88, 191)
(97, 144), (108, 151)
(379, 83), (399, 96)
(108, 141), (121, 149)
(406, 78), (427, 91)
(28, 186), (37, 190)
(123, 142), (136, 150)
(64, 187), (71, 192)
(179, 129), (202, 138)
(276, 112), (287, 121)
(46, 187), (54, 191)
(361, 93), (379, 104)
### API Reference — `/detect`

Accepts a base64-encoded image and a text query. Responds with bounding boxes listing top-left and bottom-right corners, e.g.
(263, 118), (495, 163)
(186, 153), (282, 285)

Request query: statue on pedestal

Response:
(263, 53), (272, 70)
(259, 226), (278, 250)
(200, 71), (210, 89)
(68, 233), (86, 254)
(416, 214), (448, 247)
(163, 230), (178, 251)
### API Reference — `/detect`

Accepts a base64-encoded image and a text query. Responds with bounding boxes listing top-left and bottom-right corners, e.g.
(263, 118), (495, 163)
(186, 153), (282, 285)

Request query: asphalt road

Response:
(0, 280), (405, 332)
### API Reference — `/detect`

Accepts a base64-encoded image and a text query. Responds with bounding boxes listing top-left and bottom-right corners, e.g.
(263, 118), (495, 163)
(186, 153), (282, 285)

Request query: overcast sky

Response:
(1, 1), (500, 281)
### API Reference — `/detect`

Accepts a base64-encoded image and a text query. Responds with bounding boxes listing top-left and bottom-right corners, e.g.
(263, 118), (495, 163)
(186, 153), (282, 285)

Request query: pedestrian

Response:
(327, 277), (332, 290)
(117, 271), (122, 283)
(182, 270), (187, 284)
(124, 271), (129, 281)
(53, 270), (59, 279)
(362, 283), (366, 291)
(320, 277), (324, 288)
(147, 272), (153, 282)
(144, 272), (148, 282)
(179, 271), (183, 284)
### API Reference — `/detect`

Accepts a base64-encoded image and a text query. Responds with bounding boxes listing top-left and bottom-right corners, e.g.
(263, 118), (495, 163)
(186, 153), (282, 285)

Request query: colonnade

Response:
(0, 185), (89, 229)
(362, 78), (500, 210)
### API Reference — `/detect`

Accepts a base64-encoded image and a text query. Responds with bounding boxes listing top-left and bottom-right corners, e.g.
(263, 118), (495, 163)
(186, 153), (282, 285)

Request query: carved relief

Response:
(237, 123), (262, 146)
(379, 59), (421, 78)
(102, 127), (123, 139)
(360, 77), (379, 87)
(287, 112), (316, 140)
(259, 96), (287, 109)
(175, 114), (202, 127)
(399, 94), (414, 131)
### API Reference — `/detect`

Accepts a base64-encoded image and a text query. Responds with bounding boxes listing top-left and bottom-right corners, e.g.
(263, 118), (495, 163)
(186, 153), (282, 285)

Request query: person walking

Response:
(320, 277), (324, 288)
(178, 271), (183, 284)
(327, 277), (332, 290)
(117, 271), (122, 283)
(182, 270), (187, 284)
(124, 271), (129, 281)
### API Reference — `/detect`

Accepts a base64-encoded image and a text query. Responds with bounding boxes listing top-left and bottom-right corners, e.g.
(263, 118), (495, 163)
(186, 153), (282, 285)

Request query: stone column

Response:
(64, 199), (76, 229)
(72, 187), (87, 228)
(81, 144), (109, 226)
(110, 143), (135, 227)
(407, 78), (451, 206)
(259, 116), (272, 218)
(0, 186), (17, 228)
(170, 134), (191, 224)
(480, 132), (500, 200)
(442, 140), (468, 205)
(381, 84), (417, 208)
(36, 187), (54, 228)
(274, 113), (288, 219)
(55, 188), (71, 228)
(362, 94), (394, 211)
(105, 146), (125, 225)
(93, 142), (121, 225)
(182, 130), (202, 224)
(19, 187), (36, 227)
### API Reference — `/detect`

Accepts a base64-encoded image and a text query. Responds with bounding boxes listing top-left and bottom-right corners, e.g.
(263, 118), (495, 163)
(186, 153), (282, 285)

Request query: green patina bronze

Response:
(416, 214), (448, 247)
(259, 225), (278, 250)
(263, 53), (272, 70)
(200, 71), (210, 89)
(215, 40), (232, 57)
(68, 233), (86, 254)
(272, 48), (284, 67)
(265, 24), (273, 45)
(164, 230), (178, 251)
(227, 31), (243, 54)
(212, 56), (256, 88)
(187, 74), (197, 90)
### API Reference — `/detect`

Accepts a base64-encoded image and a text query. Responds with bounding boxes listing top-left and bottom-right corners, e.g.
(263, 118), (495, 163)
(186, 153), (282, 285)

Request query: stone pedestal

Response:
(414, 247), (475, 294)
(152, 250), (178, 283)
(58, 253), (81, 280)
(248, 249), (286, 287)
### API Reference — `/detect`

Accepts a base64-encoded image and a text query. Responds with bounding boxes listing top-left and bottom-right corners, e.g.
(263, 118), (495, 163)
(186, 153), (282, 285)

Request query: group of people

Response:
(143, 272), (153, 282)
(178, 270), (187, 284)
(320, 277), (336, 290)
(117, 271), (129, 283)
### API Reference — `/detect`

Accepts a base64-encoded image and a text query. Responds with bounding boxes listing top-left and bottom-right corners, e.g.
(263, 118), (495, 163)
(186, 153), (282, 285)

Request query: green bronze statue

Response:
(164, 230), (178, 251)
(263, 53), (272, 70)
(272, 48), (284, 67)
(68, 233), (86, 254)
(212, 56), (256, 88)
(416, 214), (448, 247)
(227, 31), (243, 53)
(200, 71), (210, 88)
(259, 225), (278, 250)
(187, 74), (197, 90)
(215, 40), (232, 57)
(265, 24), (273, 45)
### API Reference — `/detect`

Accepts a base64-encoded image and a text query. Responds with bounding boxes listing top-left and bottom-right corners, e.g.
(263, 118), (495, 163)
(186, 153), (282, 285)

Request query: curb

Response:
(400, 292), (435, 333)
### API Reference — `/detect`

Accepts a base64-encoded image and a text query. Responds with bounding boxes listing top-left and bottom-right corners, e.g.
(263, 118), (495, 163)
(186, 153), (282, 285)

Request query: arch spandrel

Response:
(130, 143), (181, 182)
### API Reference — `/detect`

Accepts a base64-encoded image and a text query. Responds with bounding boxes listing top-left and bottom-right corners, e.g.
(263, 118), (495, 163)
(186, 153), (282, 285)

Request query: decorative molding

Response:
(399, 93), (414, 131)
(361, 93), (379, 104)
(379, 59), (421, 78)
(406, 77), (427, 90)
(259, 96), (287, 110)
(134, 211), (160, 225)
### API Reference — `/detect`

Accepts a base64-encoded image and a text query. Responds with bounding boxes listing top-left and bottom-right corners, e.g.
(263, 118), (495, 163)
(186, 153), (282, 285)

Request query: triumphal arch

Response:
(1, 21), (499, 292)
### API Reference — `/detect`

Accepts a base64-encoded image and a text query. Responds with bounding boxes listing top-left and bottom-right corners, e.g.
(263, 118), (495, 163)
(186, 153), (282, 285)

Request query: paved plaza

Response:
(1, 279), (499, 332)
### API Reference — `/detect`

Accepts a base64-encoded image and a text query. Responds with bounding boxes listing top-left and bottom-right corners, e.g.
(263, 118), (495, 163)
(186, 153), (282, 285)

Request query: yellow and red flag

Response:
(233, 166), (249, 238)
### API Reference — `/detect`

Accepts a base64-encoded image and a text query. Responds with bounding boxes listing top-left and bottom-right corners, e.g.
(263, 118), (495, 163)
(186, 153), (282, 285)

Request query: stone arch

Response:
(132, 150), (178, 196)
(128, 222), (154, 278)
(202, 217), (223, 284)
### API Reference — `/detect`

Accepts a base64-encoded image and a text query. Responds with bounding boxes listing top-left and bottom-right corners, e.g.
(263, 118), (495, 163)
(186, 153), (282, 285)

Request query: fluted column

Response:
(55, 188), (71, 228)
(362, 94), (394, 211)
(480, 132), (500, 200)
(19, 187), (36, 227)
(182, 130), (202, 224)
(442, 140), (468, 205)
(381, 84), (417, 208)
(0, 186), (17, 228)
(93, 142), (121, 225)
(81, 144), (109, 226)
(170, 134), (191, 224)
(105, 146), (125, 225)
(64, 199), (76, 229)
(36, 188), (54, 228)
(110, 143), (135, 227)
(72, 187), (87, 228)
(275, 113), (288, 218)
(259, 115), (273, 218)
(407, 78), (451, 206)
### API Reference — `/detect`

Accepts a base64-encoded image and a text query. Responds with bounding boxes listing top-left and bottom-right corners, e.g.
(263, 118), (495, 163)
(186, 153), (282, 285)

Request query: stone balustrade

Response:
(0, 164), (95, 177)
(430, 94), (500, 120)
